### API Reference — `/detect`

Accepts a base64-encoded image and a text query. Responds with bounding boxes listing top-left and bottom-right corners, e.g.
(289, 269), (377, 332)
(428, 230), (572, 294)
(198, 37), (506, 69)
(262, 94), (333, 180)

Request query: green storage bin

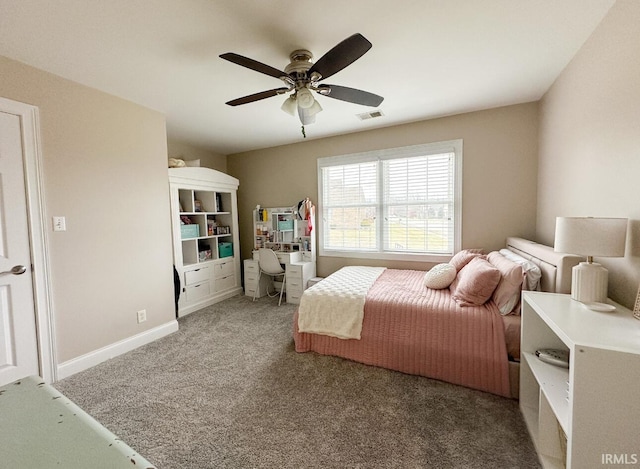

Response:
(180, 224), (200, 239)
(218, 242), (233, 258)
(278, 220), (294, 230)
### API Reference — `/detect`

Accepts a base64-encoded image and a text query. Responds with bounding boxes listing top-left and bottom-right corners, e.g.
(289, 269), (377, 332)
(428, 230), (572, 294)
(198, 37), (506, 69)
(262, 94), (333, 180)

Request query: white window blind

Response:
(318, 140), (462, 261)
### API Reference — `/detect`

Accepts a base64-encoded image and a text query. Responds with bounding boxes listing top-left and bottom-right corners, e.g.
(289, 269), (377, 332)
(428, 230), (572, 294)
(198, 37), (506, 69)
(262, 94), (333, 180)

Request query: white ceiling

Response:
(0, 0), (614, 155)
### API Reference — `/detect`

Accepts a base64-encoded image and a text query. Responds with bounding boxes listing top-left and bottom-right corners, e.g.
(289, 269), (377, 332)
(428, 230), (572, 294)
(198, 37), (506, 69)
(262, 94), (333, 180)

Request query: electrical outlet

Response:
(137, 309), (147, 324)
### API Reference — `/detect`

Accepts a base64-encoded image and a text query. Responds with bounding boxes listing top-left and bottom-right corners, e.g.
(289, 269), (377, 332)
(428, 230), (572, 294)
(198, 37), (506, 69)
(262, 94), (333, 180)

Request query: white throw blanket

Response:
(297, 266), (386, 339)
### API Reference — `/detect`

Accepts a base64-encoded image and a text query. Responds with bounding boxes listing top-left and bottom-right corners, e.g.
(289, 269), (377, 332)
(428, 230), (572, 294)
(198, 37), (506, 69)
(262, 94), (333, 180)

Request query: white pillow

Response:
(424, 263), (457, 289)
(499, 249), (542, 291)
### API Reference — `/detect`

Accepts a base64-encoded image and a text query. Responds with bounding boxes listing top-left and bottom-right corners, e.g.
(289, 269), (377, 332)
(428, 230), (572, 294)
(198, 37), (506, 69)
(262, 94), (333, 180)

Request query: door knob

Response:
(0, 265), (27, 276)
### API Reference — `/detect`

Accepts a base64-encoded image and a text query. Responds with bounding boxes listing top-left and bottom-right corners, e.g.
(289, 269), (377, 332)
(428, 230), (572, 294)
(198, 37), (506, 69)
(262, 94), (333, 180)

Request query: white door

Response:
(0, 107), (40, 385)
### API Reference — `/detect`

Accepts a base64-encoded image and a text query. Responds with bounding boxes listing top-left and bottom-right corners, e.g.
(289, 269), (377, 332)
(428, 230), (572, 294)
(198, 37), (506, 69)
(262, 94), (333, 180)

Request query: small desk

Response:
(0, 376), (156, 468)
(274, 250), (302, 265)
(244, 250), (316, 304)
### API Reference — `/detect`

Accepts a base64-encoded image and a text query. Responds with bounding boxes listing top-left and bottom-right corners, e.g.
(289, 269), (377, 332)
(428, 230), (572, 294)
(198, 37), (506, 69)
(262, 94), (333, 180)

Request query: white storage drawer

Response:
(185, 281), (211, 302)
(215, 274), (235, 292)
(287, 276), (303, 290)
(287, 264), (303, 277)
(287, 290), (303, 304)
(244, 259), (259, 273)
(244, 271), (259, 287)
(244, 259), (268, 298)
(184, 266), (210, 286)
(286, 277), (304, 302)
(214, 260), (235, 279)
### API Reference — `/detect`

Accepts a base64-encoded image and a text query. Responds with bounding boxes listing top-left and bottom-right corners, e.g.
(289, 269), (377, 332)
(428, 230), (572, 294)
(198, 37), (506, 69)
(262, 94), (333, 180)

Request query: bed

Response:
(293, 237), (582, 398)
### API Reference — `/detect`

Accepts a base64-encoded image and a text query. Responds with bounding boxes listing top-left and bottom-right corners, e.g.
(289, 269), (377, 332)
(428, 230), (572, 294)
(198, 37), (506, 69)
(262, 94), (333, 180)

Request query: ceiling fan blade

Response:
(308, 33), (372, 81)
(225, 88), (290, 106)
(220, 53), (291, 80)
(317, 85), (384, 107)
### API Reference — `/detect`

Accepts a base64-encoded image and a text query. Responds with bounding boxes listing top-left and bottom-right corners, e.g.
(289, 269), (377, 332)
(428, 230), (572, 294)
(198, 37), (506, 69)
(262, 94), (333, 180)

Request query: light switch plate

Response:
(52, 216), (66, 232)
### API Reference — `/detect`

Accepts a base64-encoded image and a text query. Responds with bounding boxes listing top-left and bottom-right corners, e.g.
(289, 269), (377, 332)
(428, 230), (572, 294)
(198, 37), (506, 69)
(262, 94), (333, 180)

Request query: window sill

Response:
(319, 249), (452, 264)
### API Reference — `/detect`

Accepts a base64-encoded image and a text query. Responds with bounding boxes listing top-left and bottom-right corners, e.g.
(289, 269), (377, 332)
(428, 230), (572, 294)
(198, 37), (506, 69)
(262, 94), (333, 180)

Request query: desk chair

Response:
(254, 248), (286, 306)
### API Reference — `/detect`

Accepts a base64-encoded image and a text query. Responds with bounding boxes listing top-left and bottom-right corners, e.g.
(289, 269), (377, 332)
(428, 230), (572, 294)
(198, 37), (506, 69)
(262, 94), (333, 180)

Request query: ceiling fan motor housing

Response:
(284, 49), (313, 76)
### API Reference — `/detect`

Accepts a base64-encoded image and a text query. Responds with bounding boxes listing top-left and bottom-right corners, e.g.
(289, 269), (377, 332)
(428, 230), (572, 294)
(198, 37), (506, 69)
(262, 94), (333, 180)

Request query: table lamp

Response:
(554, 217), (627, 303)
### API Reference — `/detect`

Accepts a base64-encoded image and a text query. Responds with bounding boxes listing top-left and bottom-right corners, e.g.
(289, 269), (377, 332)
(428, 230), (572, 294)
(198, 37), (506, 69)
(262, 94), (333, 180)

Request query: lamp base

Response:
(571, 262), (608, 303)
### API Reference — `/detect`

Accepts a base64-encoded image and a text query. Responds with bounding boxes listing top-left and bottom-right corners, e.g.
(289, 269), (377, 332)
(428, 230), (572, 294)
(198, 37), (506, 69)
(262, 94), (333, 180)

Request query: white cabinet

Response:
(285, 261), (316, 304)
(169, 168), (242, 317)
(520, 291), (640, 468)
(243, 259), (269, 299)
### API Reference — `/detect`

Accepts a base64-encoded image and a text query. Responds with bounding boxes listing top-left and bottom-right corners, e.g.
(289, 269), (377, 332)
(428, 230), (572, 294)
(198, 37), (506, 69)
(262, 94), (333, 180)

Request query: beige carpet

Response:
(55, 294), (540, 468)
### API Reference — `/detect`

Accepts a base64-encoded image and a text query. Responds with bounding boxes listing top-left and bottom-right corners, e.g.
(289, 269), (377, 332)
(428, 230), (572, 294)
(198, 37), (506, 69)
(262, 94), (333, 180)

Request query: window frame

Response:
(317, 139), (463, 263)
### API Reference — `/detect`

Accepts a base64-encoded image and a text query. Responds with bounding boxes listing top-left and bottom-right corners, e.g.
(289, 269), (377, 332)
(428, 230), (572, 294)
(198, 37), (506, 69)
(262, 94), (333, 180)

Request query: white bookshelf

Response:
(169, 168), (242, 317)
(520, 291), (640, 468)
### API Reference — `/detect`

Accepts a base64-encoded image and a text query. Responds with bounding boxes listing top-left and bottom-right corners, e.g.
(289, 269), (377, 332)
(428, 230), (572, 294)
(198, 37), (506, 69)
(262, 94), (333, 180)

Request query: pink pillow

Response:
(449, 249), (484, 272)
(487, 252), (524, 315)
(450, 257), (501, 306)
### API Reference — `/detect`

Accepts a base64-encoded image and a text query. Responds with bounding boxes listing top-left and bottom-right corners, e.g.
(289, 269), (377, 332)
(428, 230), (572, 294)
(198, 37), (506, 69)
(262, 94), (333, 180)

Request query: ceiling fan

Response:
(219, 33), (384, 134)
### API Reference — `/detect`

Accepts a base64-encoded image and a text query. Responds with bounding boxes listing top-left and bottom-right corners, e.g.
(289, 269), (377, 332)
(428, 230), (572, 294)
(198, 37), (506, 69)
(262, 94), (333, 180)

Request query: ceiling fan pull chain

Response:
(301, 125), (306, 138)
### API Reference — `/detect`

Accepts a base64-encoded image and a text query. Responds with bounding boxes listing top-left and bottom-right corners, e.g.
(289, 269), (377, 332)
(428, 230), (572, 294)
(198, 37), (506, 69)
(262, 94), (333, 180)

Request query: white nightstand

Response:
(520, 291), (640, 468)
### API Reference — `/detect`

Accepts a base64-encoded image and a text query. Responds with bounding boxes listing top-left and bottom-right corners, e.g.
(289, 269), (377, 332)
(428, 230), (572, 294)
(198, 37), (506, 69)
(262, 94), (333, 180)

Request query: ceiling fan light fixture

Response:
(307, 98), (322, 117)
(281, 95), (297, 116)
(298, 106), (317, 126)
(296, 88), (315, 109)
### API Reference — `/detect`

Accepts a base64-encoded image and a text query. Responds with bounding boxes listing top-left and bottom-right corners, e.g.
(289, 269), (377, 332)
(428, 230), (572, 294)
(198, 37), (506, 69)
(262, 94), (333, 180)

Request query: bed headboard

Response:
(505, 237), (583, 294)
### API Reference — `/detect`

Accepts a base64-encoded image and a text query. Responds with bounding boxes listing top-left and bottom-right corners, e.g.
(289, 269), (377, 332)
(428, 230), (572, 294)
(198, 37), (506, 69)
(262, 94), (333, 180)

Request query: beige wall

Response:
(167, 139), (227, 172)
(0, 56), (175, 363)
(537, 0), (640, 308)
(228, 102), (539, 278)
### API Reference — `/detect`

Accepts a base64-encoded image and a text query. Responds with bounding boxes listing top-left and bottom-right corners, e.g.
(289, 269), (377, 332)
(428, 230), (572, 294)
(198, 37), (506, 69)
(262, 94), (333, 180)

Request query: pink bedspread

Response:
(294, 269), (511, 397)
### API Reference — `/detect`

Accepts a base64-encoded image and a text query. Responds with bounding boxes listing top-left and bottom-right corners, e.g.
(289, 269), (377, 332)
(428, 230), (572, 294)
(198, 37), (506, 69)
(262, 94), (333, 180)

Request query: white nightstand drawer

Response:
(184, 267), (210, 286)
(185, 281), (211, 302)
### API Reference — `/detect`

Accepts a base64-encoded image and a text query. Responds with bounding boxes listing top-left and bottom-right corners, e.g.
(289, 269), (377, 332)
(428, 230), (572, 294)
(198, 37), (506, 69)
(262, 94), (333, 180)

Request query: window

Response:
(317, 140), (462, 261)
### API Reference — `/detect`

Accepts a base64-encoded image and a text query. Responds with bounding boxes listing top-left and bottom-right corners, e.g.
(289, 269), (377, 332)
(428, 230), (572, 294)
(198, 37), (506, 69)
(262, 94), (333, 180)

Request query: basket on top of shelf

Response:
(278, 220), (294, 230)
(219, 242), (233, 258)
(180, 224), (200, 239)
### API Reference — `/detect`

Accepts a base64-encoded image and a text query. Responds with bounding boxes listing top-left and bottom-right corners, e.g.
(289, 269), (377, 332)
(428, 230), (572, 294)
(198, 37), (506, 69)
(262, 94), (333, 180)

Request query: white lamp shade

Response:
(296, 88), (315, 109)
(554, 217), (627, 257)
(554, 217), (627, 303)
(281, 96), (297, 116)
(297, 105), (316, 125)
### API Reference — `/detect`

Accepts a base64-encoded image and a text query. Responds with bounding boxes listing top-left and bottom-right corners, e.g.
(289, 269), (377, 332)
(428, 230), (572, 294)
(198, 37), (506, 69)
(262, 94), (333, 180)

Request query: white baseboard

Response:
(56, 320), (179, 381)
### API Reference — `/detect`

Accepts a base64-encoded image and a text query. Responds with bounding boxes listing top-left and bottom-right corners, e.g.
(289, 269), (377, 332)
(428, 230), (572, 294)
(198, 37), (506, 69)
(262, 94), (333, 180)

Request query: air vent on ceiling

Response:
(356, 109), (384, 121)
